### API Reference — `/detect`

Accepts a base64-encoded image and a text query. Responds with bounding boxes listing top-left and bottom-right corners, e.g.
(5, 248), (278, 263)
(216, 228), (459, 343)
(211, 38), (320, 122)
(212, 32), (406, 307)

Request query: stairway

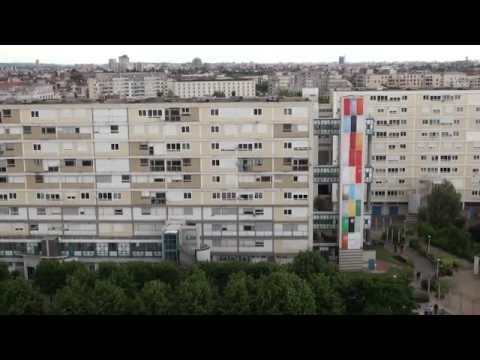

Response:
(339, 249), (364, 271)
(405, 213), (418, 227)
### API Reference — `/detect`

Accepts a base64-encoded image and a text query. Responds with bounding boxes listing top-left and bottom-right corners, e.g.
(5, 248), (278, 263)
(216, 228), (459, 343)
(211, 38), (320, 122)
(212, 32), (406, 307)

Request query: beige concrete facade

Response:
(0, 99), (314, 262)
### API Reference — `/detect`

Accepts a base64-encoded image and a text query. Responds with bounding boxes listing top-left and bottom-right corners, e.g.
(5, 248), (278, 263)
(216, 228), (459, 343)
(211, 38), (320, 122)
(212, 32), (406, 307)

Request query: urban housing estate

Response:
(0, 98), (315, 272)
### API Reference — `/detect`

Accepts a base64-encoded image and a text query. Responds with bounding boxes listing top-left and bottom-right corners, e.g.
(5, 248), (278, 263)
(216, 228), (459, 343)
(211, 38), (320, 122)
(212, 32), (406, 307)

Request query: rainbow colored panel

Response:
(339, 96), (365, 251)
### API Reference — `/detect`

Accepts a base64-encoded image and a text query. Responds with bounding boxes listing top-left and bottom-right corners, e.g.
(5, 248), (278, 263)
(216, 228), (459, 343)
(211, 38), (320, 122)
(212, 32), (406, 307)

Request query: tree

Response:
(89, 280), (132, 315)
(418, 180), (464, 228)
(0, 263), (10, 282)
(52, 268), (97, 314)
(291, 250), (330, 280)
(330, 272), (415, 315)
(137, 280), (172, 315)
(254, 271), (316, 315)
(255, 81), (269, 96)
(33, 260), (86, 298)
(175, 268), (216, 314)
(0, 279), (45, 315)
(221, 272), (255, 314)
(309, 274), (345, 314)
(212, 91), (225, 98)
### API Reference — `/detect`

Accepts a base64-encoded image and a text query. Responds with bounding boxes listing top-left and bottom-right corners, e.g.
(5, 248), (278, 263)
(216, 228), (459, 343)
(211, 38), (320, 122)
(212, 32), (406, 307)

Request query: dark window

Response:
(64, 159), (76, 167)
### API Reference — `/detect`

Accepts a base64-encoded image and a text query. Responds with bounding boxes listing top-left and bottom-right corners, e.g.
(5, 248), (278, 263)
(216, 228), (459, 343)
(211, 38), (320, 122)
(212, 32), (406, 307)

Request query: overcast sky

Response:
(0, 45), (479, 64)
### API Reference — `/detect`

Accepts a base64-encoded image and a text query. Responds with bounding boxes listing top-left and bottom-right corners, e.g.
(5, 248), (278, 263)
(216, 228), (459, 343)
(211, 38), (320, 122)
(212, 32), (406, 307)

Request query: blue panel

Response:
(342, 117), (351, 133)
(351, 115), (357, 132)
(372, 206), (382, 216)
(389, 206), (399, 215)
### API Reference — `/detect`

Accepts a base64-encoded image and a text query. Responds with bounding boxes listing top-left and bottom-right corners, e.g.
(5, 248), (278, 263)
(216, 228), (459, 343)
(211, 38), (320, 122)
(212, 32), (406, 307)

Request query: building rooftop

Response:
(0, 96), (311, 107)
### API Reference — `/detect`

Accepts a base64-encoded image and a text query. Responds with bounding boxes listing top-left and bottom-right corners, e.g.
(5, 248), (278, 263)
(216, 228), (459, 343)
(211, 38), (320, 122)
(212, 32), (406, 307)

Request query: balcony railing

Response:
(314, 118), (340, 136)
(313, 211), (339, 230)
(313, 166), (339, 183)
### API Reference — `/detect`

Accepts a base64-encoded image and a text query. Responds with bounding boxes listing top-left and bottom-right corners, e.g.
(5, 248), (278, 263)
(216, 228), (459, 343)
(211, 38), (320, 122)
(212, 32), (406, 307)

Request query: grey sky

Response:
(0, 45), (479, 64)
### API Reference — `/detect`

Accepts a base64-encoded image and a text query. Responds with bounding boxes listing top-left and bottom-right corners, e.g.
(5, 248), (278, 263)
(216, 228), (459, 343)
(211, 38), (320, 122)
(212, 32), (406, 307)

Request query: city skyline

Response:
(0, 45), (479, 65)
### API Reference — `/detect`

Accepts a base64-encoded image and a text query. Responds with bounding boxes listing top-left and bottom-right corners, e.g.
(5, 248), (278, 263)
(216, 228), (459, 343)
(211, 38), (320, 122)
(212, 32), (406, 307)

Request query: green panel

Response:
(356, 200), (362, 216)
(342, 216), (349, 234)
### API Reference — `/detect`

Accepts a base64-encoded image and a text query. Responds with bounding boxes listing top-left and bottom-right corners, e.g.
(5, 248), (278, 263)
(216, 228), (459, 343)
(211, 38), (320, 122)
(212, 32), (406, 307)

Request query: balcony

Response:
(313, 165), (339, 183)
(314, 118), (340, 136)
(313, 211), (339, 230)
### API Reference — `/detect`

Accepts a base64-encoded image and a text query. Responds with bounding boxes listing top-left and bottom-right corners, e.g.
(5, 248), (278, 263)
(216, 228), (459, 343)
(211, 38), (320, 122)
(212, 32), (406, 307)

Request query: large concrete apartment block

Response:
(0, 99), (315, 269)
(332, 90), (480, 221)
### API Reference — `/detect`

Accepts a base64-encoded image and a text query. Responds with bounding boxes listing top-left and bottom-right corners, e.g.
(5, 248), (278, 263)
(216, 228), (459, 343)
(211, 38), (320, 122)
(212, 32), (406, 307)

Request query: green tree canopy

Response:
(419, 180), (464, 228)
(33, 260), (86, 297)
(0, 279), (45, 315)
(309, 273), (345, 314)
(254, 271), (316, 315)
(291, 250), (330, 280)
(137, 280), (172, 315)
(175, 268), (216, 315)
(221, 271), (256, 314)
(0, 263), (10, 282)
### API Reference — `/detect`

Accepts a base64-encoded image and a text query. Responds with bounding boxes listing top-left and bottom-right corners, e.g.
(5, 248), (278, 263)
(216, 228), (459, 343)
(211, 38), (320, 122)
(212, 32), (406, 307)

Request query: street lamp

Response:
(436, 258), (441, 300)
(427, 234), (432, 254)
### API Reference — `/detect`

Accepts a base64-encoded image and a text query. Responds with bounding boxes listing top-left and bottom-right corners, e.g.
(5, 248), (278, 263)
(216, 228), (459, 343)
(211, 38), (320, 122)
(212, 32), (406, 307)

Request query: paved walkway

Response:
(384, 240), (480, 315)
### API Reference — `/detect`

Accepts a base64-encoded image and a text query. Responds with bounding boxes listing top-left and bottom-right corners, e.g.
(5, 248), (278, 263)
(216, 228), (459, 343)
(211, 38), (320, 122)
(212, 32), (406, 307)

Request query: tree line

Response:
(0, 251), (416, 315)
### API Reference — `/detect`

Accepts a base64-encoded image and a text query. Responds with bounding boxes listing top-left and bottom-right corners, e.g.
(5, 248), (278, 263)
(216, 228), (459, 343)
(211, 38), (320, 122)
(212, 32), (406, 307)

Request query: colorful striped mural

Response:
(339, 96), (365, 250)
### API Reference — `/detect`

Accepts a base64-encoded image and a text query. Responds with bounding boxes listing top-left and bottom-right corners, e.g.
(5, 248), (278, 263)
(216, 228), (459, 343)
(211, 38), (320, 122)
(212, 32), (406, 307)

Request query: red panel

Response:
(342, 234), (348, 250)
(350, 133), (356, 150)
(349, 149), (356, 166)
(343, 98), (351, 115)
(357, 98), (364, 115)
(355, 150), (363, 183)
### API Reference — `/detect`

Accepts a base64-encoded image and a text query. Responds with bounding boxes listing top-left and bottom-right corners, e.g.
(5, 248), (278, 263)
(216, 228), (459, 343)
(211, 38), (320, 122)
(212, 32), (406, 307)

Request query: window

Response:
(253, 108), (262, 116)
(31, 111), (39, 118)
(23, 126), (31, 134)
(139, 144), (148, 151)
(284, 142), (292, 149)
(64, 159), (76, 167)
(284, 209), (292, 215)
(121, 175), (130, 183)
(10, 207), (18, 215)
(30, 224), (39, 231)
(182, 143), (190, 150)
(110, 125), (119, 134)
(82, 160), (92, 167)
(211, 126), (220, 133)
(114, 209), (123, 215)
(111, 144), (119, 151)
(42, 127), (56, 134)
(284, 192), (292, 199)
(183, 175), (192, 182)
(283, 124), (292, 132)
(284, 108), (292, 115)
(81, 192), (90, 199)
(401, 108), (407, 113)
(33, 144), (41, 151)
(184, 192), (192, 199)
(210, 109), (219, 116)
(141, 207), (151, 215)
(181, 126), (190, 133)
(212, 159), (220, 167)
(35, 175), (44, 183)
(212, 176), (220, 183)
(211, 143), (219, 150)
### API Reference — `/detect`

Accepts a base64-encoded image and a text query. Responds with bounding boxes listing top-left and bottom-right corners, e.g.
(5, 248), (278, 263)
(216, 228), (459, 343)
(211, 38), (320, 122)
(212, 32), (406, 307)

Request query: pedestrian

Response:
(434, 304), (439, 315)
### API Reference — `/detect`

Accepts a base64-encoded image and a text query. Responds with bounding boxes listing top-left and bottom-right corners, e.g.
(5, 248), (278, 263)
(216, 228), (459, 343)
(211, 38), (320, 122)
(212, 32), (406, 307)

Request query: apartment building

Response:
(87, 73), (169, 100)
(172, 79), (255, 98)
(0, 98), (314, 269)
(88, 75), (255, 100)
(332, 90), (480, 221)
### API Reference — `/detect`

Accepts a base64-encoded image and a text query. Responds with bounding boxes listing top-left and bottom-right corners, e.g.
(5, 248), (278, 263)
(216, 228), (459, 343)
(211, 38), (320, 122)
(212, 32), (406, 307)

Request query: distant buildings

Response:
(0, 83), (57, 102)
(118, 55), (130, 72)
(87, 73), (255, 100)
